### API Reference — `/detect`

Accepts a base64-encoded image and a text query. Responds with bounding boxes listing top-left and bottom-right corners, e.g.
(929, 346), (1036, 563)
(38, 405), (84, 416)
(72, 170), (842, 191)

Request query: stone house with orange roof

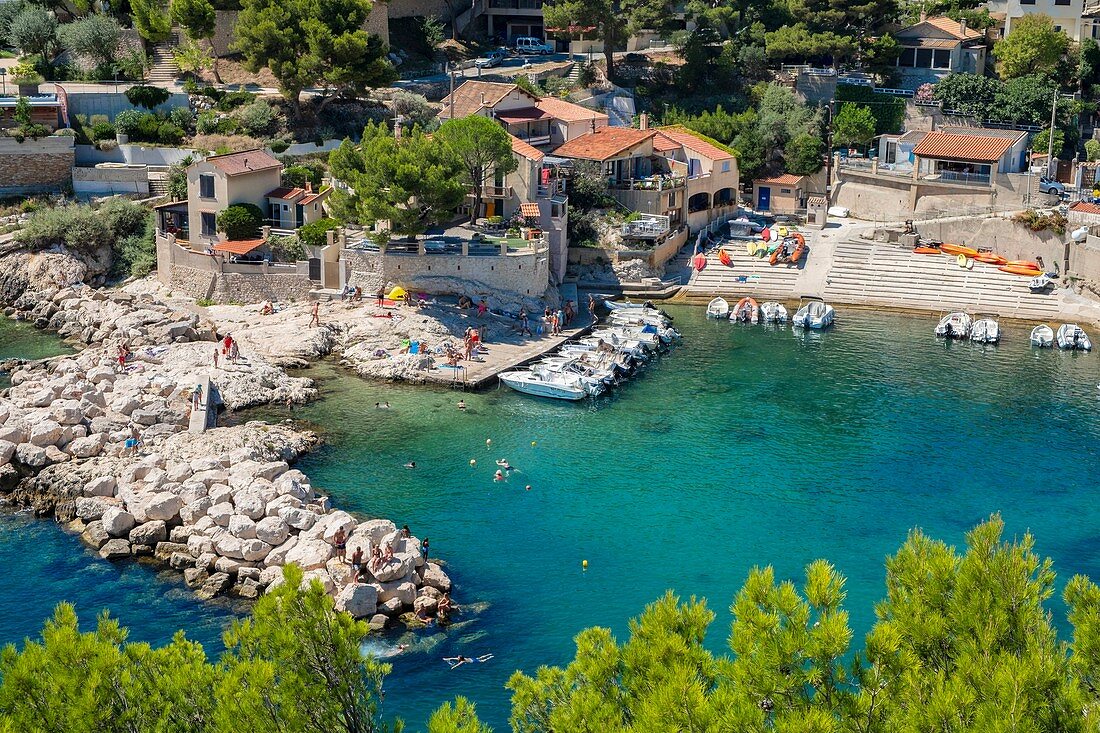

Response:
(894, 16), (988, 89)
(550, 116), (740, 234)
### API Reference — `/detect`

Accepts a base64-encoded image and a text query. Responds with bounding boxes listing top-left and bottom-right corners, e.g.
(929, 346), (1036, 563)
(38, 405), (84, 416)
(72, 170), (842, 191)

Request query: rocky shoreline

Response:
(0, 285), (453, 630)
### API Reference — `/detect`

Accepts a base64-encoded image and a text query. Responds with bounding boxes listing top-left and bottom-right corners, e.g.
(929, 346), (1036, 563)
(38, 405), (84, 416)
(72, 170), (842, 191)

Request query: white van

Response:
(514, 37), (555, 55)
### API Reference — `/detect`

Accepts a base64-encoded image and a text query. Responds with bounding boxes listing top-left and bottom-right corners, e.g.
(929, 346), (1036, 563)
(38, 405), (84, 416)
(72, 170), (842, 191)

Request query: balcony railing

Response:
(479, 186), (512, 198)
(621, 214), (671, 239)
(488, 0), (542, 8)
(924, 171), (991, 186)
(609, 176), (685, 191)
(514, 133), (551, 146)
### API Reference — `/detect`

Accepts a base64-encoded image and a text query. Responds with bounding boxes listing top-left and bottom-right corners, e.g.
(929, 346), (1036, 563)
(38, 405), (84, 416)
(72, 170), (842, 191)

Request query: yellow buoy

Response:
(486, 438), (492, 447)
(470, 459), (476, 466)
(531, 441), (537, 446)
(582, 559), (588, 569)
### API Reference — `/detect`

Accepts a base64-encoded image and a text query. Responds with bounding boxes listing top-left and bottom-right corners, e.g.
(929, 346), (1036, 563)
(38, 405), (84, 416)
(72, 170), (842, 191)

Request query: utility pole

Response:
(448, 64), (456, 121)
(1047, 89), (1058, 179)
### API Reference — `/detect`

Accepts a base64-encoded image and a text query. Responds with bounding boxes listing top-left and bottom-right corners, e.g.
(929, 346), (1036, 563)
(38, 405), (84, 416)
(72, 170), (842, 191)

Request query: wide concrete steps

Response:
(685, 241), (806, 300)
(823, 239), (1063, 320)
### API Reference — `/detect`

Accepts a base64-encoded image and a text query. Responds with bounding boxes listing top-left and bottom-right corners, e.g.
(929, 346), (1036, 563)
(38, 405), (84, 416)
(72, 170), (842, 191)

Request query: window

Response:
(667, 192), (676, 207)
(933, 49), (951, 69)
(898, 47), (916, 66)
(199, 174), (215, 199)
(282, 204), (288, 211)
(1055, 0), (1070, 6)
(915, 48), (933, 68)
(201, 212), (216, 236)
(780, 188), (792, 194)
(721, 161), (730, 172)
(1021, 0), (1035, 5)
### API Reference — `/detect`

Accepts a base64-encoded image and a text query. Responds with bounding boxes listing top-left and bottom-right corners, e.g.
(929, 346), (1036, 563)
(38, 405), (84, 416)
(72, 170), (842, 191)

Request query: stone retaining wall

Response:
(157, 234), (315, 303)
(0, 136), (74, 195)
(343, 247), (551, 298)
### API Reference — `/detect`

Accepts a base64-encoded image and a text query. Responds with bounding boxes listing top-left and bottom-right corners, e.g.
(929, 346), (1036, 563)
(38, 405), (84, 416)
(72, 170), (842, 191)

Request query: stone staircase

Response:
(147, 166), (170, 197)
(565, 63), (584, 84)
(146, 32), (180, 85)
(822, 239), (1064, 320)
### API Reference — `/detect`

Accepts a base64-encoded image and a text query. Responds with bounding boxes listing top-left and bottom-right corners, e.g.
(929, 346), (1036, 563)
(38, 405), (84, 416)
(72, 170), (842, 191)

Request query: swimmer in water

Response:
(493, 469), (505, 482)
(445, 654), (493, 669)
(457, 400), (466, 410)
(495, 459), (512, 471)
(405, 461), (416, 469)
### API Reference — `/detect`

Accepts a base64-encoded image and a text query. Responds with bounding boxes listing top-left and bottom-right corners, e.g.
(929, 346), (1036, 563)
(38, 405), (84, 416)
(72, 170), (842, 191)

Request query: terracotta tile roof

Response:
(520, 202), (541, 218)
(755, 174), (804, 186)
(510, 134), (544, 162)
(939, 126), (1025, 140)
(496, 106), (553, 123)
(535, 96), (608, 123)
(924, 15), (985, 39)
(299, 189), (329, 206)
(807, 195), (827, 206)
(1070, 201), (1100, 215)
(912, 131), (1018, 163)
(266, 186), (302, 200)
(206, 149), (281, 176)
(657, 126), (735, 160)
(652, 133), (681, 152)
(213, 239), (266, 255)
(438, 81), (535, 120)
(552, 127), (655, 161)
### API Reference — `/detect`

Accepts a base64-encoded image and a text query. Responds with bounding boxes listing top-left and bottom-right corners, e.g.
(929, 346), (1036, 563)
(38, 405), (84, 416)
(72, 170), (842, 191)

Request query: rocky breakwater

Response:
(0, 286), (452, 628)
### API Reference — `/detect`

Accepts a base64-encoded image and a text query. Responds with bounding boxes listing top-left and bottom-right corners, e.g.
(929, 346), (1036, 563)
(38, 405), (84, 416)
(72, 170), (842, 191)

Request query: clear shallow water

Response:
(3, 308), (1100, 729)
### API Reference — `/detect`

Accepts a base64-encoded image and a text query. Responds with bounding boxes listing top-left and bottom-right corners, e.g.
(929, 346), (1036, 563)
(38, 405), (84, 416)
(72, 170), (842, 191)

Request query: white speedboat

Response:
(706, 297), (729, 319)
(760, 302), (789, 323)
(792, 297), (834, 329)
(970, 318), (1000, 344)
(1057, 323), (1092, 350)
(500, 370), (586, 401)
(934, 312), (972, 339)
(1030, 324), (1054, 347)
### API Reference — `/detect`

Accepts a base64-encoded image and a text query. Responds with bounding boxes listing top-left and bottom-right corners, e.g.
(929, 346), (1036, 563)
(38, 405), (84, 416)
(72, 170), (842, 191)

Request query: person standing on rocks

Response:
(309, 301), (320, 328)
(222, 333), (233, 357)
(377, 287), (385, 307)
(229, 339), (240, 363)
(213, 347), (219, 369)
(191, 383), (204, 410)
(123, 426), (142, 456)
(333, 527), (347, 562)
(518, 308), (531, 337)
(477, 298), (488, 318)
(350, 546), (364, 583)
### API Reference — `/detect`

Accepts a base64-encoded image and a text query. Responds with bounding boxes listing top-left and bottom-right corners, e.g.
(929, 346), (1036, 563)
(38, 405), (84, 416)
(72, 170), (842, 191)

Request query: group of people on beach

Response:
(215, 333), (240, 367)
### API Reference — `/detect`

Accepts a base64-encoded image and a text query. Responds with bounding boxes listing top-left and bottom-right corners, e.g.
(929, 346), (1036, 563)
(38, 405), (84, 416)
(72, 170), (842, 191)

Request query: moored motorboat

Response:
(769, 233), (806, 266)
(1057, 323), (1092, 350)
(934, 312), (972, 339)
(1030, 324), (1054, 347)
(792, 296), (834, 329)
(706, 297), (730, 319)
(500, 370), (587, 401)
(730, 297), (760, 324)
(760, 301), (789, 323)
(970, 317), (1000, 344)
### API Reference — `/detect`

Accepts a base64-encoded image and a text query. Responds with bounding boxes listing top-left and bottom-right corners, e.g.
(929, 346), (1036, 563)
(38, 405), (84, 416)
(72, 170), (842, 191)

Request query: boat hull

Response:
(500, 372), (586, 401)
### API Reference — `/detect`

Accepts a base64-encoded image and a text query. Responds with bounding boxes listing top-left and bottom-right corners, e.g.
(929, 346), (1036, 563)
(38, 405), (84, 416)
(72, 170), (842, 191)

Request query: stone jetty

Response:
(0, 285), (452, 628)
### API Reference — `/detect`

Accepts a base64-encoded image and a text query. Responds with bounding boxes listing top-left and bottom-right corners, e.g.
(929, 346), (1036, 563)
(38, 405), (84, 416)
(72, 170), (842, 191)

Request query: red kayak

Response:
(692, 253), (707, 271)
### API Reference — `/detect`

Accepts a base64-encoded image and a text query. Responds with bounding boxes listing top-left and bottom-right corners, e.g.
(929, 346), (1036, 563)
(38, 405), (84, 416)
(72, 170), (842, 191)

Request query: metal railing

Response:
(609, 176), (685, 191)
(925, 171), (991, 186)
(514, 133), (551, 146)
(621, 214), (670, 239)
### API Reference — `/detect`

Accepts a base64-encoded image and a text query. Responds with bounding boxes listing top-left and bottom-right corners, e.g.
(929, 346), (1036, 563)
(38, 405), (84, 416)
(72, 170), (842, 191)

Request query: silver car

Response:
(474, 49), (508, 68)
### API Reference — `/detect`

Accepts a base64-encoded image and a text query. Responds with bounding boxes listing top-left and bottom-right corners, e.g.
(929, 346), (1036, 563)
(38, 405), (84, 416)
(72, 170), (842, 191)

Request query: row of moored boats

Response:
(935, 312), (1092, 350)
(499, 302), (680, 401)
(707, 295), (836, 329)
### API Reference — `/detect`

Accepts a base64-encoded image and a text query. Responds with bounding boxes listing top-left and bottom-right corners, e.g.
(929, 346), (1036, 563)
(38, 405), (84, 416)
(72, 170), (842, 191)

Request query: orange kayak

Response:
(999, 264), (1043, 276)
(973, 253), (1007, 265)
(913, 246), (940, 254)
(718, 249), (732, 267)
(1006, 259), (1040, 269)
(941, 243), (979, 257)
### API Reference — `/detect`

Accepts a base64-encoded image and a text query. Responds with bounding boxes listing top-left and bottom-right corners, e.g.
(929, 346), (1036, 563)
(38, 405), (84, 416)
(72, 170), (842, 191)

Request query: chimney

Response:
(960, 18), (968, 35)
(481, 93), (487, 106)
(305, 181), (312, 193)
(639, 112), (649, 130)
(919, 10), (927, 21)
(243, 157), (250, 170)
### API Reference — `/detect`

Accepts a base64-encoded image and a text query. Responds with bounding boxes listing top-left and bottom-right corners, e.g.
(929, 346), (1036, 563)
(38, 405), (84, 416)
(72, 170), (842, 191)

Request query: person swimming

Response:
(493, 469), (505, 482)
(495, 459), (513, 471)
(444, 654), (493, 669)
(405, 461), (416, 469)
(457, 400), (466, 410)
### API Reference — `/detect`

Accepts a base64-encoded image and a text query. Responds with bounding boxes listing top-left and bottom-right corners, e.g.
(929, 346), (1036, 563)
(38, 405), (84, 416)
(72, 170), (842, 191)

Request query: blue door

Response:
(757, 186), (771, 211)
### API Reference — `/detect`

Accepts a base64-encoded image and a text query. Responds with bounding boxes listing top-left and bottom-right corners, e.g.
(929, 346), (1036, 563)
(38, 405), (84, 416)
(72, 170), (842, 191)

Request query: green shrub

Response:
(1088, 139), (1100, 162)
(156, 121), (185, 145)
(113, 109), (144, 135)
(297, 217), (338, 248)
(282, 163), (322, 188)
(216, 203), (263, 240)
(196, 111), (219, 135)
(168, 106), (193, 131)
(111, 214), (156, 278)
(125, 85), (170, 110)
(18, 199), (147, 254)
(268, 139), (290, 154)
(268, 233), (305, 261)
(216, 90), (255, 111)
(90, 121), (115, 141)
(237, 99), (277, 137)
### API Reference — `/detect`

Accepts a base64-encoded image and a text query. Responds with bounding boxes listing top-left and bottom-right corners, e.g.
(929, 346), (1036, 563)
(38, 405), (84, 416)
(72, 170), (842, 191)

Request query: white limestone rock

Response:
(240, 539), (272, 562)
(264, 535), (299, 566)
(278, 505), (317, 531)
(208, 483), (233, 505)
(377, 580), (417, 606)
(16, 443), (48, 468)
(228, 514), (257, 539)
(180, 496), (213, 524)
(233, 490), (266, 520)
(334, 583), (379, 618)
(354, 519), (397, 547)
(99, 539), (131, 560)
(28, 419), (63, 447)
(255, 516), (289, 546)
(143, 492), (183, 522)
(0, 440), (14, 466)
(129, 520), (167, 546)
(101, 507), (136, 537)
(284, 538), (333, 570)
(66, 433), (106, 458)
(420, 563), (452, 592)
(208, 502), (234, 527)
(76, 496), (115, 521)
(266, 493), (302, 517)
(187, 534), (214, 557)
(300, 568), (336, 595)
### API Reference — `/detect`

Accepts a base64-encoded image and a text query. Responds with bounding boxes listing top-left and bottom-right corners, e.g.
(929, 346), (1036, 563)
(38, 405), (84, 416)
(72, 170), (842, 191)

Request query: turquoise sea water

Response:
(3, 307), (1100, 729)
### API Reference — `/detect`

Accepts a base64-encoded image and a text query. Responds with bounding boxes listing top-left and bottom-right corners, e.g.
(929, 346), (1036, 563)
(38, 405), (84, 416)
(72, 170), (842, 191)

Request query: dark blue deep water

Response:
(2, 307), (1099, 729)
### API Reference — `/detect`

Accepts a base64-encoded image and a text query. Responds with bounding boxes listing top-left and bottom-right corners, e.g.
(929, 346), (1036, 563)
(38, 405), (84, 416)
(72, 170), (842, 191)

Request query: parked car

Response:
(1039, 177), (1065, 196)
(474, 48), (509, 68)
(514, 36), (555, 55)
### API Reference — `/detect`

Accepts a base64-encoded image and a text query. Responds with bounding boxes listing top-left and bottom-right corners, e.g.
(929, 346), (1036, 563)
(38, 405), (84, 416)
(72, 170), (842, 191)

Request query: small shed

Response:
(805, 195), (828, 230)
(752, 174), (807, 214)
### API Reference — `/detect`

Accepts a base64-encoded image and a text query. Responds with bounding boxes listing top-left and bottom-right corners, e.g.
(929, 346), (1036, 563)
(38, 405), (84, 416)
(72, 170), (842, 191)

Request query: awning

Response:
(496, 107), (553, 124)
(542, 156), (575, 166)
(212, 239), (265, 255)
(520, 202), (541, 218)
